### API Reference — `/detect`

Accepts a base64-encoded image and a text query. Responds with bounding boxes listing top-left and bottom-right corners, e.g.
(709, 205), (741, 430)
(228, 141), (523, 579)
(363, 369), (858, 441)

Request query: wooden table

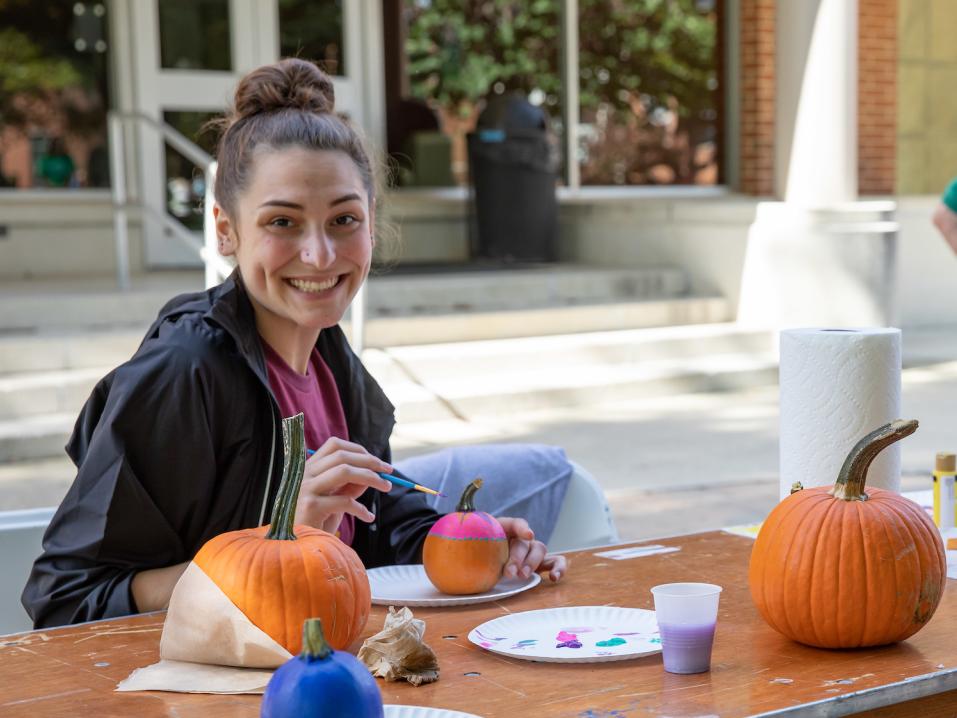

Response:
(4, 531), (957, 718)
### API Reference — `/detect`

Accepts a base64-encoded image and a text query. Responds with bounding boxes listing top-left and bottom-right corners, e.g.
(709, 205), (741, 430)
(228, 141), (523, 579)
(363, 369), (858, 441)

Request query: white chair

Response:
(0, 507), (54, 635)
(548, 461), (620, 552)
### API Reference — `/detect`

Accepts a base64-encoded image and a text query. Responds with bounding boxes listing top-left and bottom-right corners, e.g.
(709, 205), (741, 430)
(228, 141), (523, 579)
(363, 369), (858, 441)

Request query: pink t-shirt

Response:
(262, 340), (355, 545)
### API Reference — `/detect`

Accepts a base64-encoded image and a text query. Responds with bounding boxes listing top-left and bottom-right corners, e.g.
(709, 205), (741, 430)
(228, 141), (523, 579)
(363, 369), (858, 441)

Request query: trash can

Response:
(467, 93), (558, 262)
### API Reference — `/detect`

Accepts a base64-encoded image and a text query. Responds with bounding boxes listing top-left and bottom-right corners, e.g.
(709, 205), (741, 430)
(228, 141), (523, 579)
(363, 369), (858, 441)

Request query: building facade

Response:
(1, 1), (955, 327)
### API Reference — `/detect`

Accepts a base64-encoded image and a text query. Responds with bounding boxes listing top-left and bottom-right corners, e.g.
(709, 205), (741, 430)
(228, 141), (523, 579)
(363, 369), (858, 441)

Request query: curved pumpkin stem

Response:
(265, 413), (306, 540)
(832, 419), (918, 501)
(457, 478), (483, 512)
(301, 618), (333, 661)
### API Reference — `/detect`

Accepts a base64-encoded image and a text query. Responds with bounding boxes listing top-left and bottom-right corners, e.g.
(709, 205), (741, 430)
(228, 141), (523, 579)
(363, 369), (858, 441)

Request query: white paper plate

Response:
(468, 606), (661, 663)
(384, 707), (483, 718)
(368, 564), (540, 607)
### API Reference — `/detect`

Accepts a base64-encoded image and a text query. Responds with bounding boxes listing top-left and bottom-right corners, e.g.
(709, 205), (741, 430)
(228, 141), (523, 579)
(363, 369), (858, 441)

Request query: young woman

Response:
(22, 59), (565, 629)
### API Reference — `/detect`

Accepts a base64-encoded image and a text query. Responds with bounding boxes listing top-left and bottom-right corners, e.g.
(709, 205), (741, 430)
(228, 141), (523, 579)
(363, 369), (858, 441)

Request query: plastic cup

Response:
(650, 582), (722, 674)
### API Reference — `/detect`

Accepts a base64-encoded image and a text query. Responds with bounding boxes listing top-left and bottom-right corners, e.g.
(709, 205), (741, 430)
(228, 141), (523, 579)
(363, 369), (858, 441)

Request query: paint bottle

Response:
(932, 452), (957, 529)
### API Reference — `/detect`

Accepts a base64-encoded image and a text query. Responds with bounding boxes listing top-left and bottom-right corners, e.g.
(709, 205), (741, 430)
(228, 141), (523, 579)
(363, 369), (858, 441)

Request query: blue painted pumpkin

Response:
(261, 618), (383, 718)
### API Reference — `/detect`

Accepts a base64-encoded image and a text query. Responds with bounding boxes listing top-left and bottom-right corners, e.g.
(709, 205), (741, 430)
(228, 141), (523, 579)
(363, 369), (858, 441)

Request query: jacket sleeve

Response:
(365, 467), (442, 566)
(22, 333), (221, 628)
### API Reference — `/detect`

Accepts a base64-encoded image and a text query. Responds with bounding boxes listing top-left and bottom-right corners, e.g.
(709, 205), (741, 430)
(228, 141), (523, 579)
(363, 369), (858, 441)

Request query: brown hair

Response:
(211, 58), (378, 218)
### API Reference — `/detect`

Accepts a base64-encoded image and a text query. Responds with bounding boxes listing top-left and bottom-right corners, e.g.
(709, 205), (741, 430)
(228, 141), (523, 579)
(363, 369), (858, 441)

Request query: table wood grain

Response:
(3, 531), (957, 717)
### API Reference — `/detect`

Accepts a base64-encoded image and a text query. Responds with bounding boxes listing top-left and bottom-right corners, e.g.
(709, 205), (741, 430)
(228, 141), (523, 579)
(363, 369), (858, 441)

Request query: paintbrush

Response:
(306, 448), (446, 497)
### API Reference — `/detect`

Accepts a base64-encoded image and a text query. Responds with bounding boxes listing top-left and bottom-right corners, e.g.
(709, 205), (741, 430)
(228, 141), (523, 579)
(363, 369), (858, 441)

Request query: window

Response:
(383, 0), (722, 188)
(384, 0), (561, 187)
(158, 0), (231, 71)
(278, 0), (345, 76)
(0, 1), (111, 190)
(163, 110), (218, 230)
(578, 0), (721, 185)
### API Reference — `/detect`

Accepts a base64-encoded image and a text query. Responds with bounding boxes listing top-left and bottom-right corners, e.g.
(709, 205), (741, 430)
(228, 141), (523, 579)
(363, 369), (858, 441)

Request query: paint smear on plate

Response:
(595, 637), (627, 647)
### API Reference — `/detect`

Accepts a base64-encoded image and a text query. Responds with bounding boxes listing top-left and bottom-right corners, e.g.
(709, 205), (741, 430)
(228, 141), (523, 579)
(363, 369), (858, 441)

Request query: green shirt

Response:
(943, 178), (957, 213)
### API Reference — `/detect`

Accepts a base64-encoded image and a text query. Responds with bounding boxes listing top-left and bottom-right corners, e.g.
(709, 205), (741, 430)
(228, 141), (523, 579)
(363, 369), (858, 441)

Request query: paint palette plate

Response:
(384, 707), (483, 718)
(369, 564), (541, 607)
(468, 606), (661, 663)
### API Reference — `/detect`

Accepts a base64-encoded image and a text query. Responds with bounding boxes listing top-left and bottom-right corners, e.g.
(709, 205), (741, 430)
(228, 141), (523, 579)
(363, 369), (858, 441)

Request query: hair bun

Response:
(232, 58), (335, 120)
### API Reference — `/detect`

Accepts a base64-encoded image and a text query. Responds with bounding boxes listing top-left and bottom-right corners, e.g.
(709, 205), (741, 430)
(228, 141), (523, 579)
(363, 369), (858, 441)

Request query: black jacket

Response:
(23, 275), (439, 629)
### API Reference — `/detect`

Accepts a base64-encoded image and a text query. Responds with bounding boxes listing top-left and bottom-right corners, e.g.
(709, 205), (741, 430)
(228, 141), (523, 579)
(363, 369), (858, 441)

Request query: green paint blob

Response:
(595, 637), (627, 647)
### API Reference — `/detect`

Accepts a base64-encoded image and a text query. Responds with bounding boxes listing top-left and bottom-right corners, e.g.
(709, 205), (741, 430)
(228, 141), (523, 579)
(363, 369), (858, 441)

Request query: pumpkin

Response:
(194, 413), (371, 654)
(261, 618), (383, 718)
(423, 478), (509, 595)
(749, 419), (945, 648)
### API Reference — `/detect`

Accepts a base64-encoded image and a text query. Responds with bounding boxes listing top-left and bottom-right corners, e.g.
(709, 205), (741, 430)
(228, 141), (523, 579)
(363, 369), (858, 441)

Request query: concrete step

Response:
(0, 414), (74, 463)
(366, 265), (690, 315)
(373, 350), (780, 424)
(0, 327), (779, 463)
(0, 367), (106, 420)
(0, 265), (690, 332)
(350, 295), (731, 346)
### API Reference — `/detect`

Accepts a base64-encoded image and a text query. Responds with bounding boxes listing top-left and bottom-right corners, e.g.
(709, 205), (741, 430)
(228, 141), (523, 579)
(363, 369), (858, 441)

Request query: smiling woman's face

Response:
(216, 146), (373, 346)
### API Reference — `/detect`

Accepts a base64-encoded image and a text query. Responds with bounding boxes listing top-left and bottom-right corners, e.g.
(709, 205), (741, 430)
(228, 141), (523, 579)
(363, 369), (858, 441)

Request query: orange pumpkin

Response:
(750, 419), (945, 648)
(423, 478), (508, 595)
(193, 413), (371, 654)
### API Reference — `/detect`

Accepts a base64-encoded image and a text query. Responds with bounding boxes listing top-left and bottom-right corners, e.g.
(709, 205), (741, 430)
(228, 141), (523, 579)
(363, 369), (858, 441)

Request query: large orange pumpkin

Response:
(193, 413), (371, 654)
(749, 419), (945, 648)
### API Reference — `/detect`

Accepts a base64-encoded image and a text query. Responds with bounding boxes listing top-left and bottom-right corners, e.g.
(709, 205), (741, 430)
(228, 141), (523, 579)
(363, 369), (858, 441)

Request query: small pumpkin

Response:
(749, 419), (946, 648)
(423, 478), (508, 595)
(261, 618), (383, 718)
(194, 413), (371, 654)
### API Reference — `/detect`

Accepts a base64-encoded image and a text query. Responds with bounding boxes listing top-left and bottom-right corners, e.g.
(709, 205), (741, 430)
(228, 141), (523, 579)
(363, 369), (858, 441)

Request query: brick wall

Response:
(858, 0), (897, 195)
(738, 0), (776, 196)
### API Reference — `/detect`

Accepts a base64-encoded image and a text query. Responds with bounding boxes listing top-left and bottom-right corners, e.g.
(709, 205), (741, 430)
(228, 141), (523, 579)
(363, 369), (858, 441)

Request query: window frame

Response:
(381, 0), (734, 198)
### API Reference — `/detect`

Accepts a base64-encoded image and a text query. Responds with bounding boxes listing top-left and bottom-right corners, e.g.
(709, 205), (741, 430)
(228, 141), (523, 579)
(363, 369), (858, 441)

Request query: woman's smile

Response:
(286, 275), (342, 294)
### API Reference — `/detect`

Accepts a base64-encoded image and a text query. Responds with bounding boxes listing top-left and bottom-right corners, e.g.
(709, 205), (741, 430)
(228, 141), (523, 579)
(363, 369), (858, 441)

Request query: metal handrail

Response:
(107, 111), (230, 291)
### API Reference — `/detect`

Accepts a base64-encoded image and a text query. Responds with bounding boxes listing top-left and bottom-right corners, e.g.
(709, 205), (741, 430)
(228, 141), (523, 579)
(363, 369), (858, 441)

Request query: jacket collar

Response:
(200, 272), (396, 458)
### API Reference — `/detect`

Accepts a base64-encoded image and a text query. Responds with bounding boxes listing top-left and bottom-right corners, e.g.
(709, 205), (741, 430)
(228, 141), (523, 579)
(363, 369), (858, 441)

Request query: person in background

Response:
(23, 58), (566, 629)
(932, 177), (957, 255)
(37, 137), (75, 187)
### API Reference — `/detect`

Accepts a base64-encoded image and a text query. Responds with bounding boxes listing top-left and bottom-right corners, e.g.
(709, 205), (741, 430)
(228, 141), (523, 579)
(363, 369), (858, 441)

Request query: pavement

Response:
(4, 324), (956, 545)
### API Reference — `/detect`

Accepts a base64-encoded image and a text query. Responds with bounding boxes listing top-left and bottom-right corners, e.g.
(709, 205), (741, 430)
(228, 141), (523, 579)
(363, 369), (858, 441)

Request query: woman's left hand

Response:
(496, 517), (567, 583)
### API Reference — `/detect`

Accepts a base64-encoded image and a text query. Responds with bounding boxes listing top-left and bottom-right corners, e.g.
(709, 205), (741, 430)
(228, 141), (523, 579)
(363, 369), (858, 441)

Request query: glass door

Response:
(119, 0), (373, 267)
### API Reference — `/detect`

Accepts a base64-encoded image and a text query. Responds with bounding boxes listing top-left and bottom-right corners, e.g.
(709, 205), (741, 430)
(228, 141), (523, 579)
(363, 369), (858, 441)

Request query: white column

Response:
(738, 0), (899, 329)
(775, 0), (857, 206)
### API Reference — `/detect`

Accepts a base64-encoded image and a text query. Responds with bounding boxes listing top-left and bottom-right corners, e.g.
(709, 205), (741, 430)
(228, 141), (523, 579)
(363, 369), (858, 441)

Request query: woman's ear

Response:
(213, 204), (237, 256)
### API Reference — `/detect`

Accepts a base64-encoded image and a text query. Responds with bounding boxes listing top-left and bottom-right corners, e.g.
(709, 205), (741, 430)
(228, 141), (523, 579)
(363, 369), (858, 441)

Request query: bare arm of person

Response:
(130, 561), (189, 612)
(932, 201), (957, 255)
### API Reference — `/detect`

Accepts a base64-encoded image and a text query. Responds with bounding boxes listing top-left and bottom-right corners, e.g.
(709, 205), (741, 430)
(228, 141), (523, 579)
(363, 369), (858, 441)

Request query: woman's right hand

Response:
(294, 436), (393, 534)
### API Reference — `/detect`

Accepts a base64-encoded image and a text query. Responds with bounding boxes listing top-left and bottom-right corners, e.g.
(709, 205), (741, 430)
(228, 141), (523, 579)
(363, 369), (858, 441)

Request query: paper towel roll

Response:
(779, 328), (901, 499)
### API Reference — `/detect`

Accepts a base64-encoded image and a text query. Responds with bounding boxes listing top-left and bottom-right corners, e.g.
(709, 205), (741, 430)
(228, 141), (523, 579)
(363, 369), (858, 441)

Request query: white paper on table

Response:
(722, 524), (763, 540)
(593, 545), (680, 560)
(116, 561), (292, 694)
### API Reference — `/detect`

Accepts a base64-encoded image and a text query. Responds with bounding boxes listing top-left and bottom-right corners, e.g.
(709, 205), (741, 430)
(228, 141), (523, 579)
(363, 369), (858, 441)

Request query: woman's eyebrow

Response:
(258, 199), (303, 210)
(330, 193), (362, 206)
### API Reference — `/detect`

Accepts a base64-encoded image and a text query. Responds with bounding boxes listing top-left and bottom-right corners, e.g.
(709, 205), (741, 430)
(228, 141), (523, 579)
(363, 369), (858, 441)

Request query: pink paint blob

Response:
(429, 511), (506, 541)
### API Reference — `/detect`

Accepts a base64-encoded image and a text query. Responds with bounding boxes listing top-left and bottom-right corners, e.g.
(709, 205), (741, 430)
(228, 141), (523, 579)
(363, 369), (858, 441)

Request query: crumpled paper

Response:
(358, 606), (439, 686)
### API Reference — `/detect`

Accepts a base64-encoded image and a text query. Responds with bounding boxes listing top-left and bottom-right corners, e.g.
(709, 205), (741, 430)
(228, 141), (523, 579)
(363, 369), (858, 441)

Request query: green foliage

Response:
(404, 0), (561, 114)
(404, 0), (716, 120)
(0, 27), (81, 101)
(578, 0), (717, 120)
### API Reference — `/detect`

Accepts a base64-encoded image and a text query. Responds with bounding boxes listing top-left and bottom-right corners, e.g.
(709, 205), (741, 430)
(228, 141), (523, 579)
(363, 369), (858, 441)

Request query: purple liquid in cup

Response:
(658, 622), (716, 674)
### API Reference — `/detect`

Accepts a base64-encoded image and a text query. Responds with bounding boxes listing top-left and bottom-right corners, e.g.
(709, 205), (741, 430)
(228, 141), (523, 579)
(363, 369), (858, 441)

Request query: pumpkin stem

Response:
(300, 618), (333, 661)
(265, 413), (306, 540)
(832, 419), (918, 501)
(457, 478), (483, 512)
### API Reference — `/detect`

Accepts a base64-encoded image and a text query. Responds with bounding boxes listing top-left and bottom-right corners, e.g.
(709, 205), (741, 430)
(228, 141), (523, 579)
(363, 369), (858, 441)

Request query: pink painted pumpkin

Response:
(423, 479), (508, 594)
